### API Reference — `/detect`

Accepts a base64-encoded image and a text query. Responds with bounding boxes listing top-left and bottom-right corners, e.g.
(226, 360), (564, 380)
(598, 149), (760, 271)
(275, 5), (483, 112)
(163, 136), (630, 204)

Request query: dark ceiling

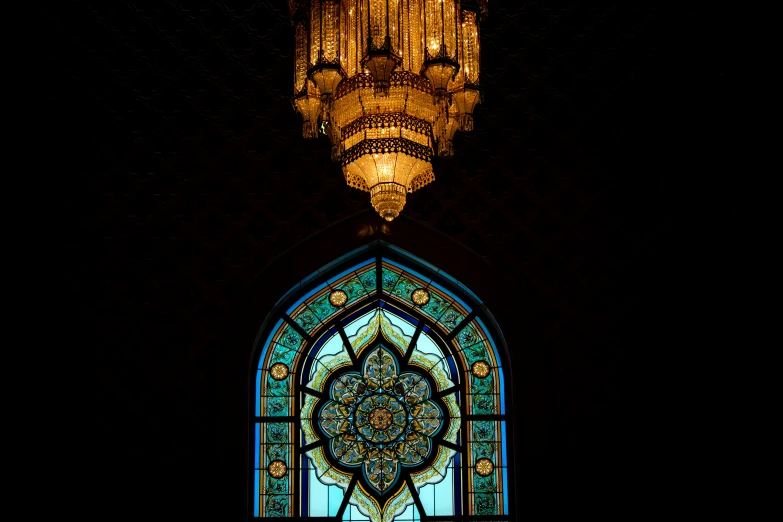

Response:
(56, 1), (731, 519)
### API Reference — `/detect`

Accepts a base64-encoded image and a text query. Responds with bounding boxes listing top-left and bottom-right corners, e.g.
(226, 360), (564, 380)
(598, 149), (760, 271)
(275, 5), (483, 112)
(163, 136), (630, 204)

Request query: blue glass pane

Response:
(498, 366), (506, 413)
(502, 421), (508, 505)
(475, 317), (498, 361)
(382, 257), (431, 287)
(286, 280), (328, 315)
(254, 470), (260, 516)
(255, 423), (260, 468)
(255, 371), (262, 416)
(258, 318), (283, 367)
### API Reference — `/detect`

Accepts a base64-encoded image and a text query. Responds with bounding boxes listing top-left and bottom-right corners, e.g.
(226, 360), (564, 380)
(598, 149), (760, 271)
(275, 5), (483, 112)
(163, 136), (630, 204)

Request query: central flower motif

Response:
(318, 345), (444, 494)
(368, 407), (392, 430)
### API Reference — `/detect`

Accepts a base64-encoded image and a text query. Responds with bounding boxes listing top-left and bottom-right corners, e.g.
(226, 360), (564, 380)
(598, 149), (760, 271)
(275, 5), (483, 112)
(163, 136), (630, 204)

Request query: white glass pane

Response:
(433, 465), (454, 515)
(344, 504), (371, 521)
(311, 332), (346, 378)
(309, 466), (329, 516)
(328, 484), (344, 516)
(395, 503), (421, 521)
(383, 309), (417, 337)
(417, 483), (435, 516)
(344, 309), (377, 338)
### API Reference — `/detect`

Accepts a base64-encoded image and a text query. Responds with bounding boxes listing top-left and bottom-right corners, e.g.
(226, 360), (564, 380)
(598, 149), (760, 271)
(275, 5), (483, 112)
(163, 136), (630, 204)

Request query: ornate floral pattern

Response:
(318, 345), (444, 494)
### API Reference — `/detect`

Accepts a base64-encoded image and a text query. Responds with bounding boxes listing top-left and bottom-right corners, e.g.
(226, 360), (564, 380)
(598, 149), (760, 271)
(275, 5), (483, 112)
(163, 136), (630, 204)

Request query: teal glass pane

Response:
(264, 494), (291, 517)
(456, 322), (483, 349)
(355, 265), (378, 294)
(419, 291), (451, 322)
(389, 274), (419, 304)
(306, 292), (335, 322)
(502, 421), (509, 513)
(436, 306), (465, 332)
(259, 421), (293, 517)
(292, 306), (323, 334)
(277, 325), (303, 350)
(338, 276), (370, 305)
(469, 393), (498, 415)
(460, 340), (491, 366)
(381, 267), (401, 292)
(471, 492), (498, 515)
(269, 343), (298, 367)
(467, 419), (505, 517)
(428, 278), (473, 314)
(360, 267), (378, 293)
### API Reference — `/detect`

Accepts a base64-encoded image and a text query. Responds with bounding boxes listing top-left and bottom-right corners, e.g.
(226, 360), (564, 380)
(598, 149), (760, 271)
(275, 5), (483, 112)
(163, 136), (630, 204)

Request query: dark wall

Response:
(60, 2), (730, 519)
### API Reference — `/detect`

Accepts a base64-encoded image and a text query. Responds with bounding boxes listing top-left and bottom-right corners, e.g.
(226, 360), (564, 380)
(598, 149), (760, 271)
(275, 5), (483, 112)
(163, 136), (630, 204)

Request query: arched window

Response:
(251, 241), (512, 521)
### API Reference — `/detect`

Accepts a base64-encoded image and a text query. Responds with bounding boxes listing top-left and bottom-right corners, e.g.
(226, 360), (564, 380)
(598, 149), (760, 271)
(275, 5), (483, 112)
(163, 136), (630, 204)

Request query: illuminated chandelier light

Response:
(290, 0), (487, 221)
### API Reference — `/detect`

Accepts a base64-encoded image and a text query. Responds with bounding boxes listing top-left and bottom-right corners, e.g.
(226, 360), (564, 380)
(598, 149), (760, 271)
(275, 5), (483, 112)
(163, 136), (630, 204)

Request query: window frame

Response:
(249, 240), (514, 521)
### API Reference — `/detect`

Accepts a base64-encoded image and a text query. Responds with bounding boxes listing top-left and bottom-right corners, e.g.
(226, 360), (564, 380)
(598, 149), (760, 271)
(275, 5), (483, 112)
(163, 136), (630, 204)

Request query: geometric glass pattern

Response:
(252, 241), (511, 521)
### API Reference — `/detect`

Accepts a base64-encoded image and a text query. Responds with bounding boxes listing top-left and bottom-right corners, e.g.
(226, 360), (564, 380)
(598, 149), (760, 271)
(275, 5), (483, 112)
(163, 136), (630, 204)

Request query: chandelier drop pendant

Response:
(290, 0), (487, 221)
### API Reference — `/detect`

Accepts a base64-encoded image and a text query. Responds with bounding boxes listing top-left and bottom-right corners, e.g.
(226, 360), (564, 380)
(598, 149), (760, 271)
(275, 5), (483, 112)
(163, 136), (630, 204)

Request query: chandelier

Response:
(289, 0), (488, 221)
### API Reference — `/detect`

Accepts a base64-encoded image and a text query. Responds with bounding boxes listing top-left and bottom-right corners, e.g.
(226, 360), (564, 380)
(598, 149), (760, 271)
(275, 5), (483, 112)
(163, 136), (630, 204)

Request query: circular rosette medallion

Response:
(315, 345), (449, 496)
(355, 394), (407, 443)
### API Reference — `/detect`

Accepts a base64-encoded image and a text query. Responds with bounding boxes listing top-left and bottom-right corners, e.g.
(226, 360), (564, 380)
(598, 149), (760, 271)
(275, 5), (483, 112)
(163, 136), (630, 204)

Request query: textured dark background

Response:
(54, 1), (731, 519)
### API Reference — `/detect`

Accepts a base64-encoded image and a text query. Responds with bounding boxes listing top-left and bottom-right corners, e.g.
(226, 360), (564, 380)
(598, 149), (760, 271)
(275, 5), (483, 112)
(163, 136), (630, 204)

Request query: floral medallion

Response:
(317, 345), (446, 494)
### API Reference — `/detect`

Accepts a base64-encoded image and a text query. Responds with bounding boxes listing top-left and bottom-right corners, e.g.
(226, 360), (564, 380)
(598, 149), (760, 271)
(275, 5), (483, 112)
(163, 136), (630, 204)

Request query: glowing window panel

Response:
(253, 242), (511, 521)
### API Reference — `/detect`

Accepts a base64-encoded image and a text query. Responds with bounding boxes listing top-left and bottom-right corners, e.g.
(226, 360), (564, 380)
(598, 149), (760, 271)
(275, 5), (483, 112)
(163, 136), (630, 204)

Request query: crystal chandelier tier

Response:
(290, 0), (487, 221)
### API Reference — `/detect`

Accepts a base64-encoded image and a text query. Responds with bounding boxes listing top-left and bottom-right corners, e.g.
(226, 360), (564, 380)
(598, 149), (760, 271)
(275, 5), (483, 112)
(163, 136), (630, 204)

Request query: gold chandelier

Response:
(289, 0), (488, 221)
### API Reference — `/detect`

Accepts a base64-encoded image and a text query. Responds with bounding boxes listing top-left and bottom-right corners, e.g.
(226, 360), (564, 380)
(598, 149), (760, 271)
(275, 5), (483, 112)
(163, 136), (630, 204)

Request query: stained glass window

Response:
(252, 242), (512, 520)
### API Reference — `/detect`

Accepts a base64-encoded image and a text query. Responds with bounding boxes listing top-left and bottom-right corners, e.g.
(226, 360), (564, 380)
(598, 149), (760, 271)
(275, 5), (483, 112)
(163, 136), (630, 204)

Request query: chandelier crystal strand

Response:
(290, 0), (487, 221)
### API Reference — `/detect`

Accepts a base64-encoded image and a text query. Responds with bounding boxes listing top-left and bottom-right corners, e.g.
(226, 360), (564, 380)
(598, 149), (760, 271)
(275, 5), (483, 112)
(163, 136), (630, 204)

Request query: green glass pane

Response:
(266, 474), (290, 495)
(293, 308), (320, 333)
(461, 341), (490, 365)
(265, 423), (289, 443)
(473, 473), (497, 492)
(278, 326), (303, 350)
(473, 492), (497, 515)
(471, 441), (496, 461)
(270, 344), (297, 366)
(390, 275), (418, 302)
(360, 269), (377, 292)
(381, 267), (401, 292)
(266, 374), (290, 396)
(420, 292), (450, 321)
(471, 372), (494, 395)
(471, 394), (497, 415)
(438, 308), (465, 332)
(307, 293), (335, 322)
(471, 421), (496, 442)
(341, 277), (367, 301)
(266, 443), (290, 462)
(265, 495), (289, 517)
(265, 396), (290, 416)
(457, 324), (481, 349)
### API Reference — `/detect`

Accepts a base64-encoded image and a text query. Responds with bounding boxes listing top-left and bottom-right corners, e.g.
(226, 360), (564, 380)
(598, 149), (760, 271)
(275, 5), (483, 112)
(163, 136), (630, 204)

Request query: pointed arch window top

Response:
(253, 242), (511, 521)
